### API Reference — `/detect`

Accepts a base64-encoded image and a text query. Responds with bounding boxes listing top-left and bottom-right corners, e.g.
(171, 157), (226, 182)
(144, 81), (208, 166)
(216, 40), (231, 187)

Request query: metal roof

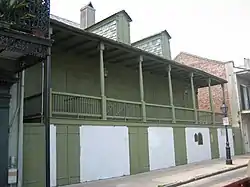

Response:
(50, 16), (227, 88)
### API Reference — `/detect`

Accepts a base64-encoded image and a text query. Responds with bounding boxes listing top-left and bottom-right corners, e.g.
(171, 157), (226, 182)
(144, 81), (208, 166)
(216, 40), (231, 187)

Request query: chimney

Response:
(244, 58), (250, 69)
(80, 2), (95, 29)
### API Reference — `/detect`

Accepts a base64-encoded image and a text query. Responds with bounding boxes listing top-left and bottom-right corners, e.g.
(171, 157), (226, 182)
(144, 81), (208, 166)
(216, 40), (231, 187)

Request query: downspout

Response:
(17, 70), (25, 187)
(41, 62), (44, 121)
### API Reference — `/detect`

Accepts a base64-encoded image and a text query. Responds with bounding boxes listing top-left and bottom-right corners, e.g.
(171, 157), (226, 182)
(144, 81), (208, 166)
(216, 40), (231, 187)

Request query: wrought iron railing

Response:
(0, 0), (50, 37)
(106, 98), (141, 120)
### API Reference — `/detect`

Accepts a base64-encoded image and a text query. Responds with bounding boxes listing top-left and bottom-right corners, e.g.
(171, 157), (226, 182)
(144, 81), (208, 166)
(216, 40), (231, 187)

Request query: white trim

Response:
(50, 124), (57, 187)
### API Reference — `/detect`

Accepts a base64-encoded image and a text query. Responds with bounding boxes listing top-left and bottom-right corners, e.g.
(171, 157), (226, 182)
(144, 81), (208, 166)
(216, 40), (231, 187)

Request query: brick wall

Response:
(175, 52), (231, 117)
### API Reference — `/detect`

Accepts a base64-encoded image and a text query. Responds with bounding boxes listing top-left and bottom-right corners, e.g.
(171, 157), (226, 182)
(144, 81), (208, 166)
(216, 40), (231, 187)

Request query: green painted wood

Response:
(190, 73), (198, 123)
(138, 127), (150, 173)
(209, 128), (219, 159)
(208, 79), (215, 125)
(68, 126), (80, 184)
(51, 117), (225, 128)
(232, 127), (244, 155)
(167, 65), (176, 123)
(173, 127), (187, 166)
(128, 127), (140, 175)
(128, 127), (149, 175)
(23, 125), (45, 187)
(56, 125), (68, 186)
(56, 125), (80, 185)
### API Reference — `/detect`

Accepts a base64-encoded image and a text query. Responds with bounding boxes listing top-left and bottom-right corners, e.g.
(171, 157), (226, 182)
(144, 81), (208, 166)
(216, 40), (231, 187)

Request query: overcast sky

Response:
(51, 0), (250, 65)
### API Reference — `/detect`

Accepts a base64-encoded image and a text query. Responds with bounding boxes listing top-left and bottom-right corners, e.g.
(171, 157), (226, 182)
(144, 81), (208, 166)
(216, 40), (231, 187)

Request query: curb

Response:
(158, 164), (248, 187)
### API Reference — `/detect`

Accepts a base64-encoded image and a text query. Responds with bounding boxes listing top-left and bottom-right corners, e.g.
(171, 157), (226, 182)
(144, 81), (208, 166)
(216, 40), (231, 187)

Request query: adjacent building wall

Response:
(175, 52), (231, 118)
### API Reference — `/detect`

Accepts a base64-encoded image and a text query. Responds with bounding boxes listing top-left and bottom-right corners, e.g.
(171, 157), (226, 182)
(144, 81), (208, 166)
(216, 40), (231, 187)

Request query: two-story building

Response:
(22, 3), (243, 187)
(234, 59), (250, 153)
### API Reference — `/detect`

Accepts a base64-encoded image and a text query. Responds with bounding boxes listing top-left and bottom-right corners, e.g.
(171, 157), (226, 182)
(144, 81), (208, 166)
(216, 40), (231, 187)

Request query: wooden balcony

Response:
(23, 91), (224, 124)
(24, 91), (224, 124)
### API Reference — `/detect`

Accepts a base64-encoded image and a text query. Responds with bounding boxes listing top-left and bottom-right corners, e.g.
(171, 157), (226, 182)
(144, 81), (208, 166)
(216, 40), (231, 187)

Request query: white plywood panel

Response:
(80, 126), (130, 182)
(148, 127), (175, 170)
(217, 128), (235, 158)
(185, 128), (211, 163)
(50, 124), (57, 187)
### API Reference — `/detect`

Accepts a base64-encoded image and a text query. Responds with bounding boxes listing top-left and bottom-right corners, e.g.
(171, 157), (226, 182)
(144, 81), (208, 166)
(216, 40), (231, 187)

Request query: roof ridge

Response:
(176, 51), (227, 64)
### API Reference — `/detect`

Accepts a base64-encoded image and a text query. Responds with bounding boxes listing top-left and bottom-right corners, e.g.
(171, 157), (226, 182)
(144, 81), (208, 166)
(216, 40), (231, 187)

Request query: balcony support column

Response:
(139, 56), (146, 122)
(99, 42), (107, 120)
(208, 78), (215, 125)
(44, 27), (52, 187)
(190, 73), (198, 124)
(168, 65), (176, 123)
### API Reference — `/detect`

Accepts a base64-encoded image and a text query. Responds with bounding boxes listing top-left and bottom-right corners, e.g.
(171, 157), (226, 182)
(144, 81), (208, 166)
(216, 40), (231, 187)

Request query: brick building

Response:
(175, 52), (231, 116)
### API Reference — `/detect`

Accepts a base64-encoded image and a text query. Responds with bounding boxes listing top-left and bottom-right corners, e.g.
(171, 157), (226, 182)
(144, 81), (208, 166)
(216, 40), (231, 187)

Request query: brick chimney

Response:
(80, 2), (95, 29)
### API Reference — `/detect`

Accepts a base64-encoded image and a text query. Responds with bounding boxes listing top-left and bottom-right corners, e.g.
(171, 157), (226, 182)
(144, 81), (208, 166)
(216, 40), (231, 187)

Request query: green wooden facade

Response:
(22, 17), (244, 187)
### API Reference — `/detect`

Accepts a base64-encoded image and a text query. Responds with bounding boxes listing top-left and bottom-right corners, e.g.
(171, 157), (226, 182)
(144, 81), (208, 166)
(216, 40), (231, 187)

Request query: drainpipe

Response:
(41, 62), (44, 121)
(17, 70), (25, 187)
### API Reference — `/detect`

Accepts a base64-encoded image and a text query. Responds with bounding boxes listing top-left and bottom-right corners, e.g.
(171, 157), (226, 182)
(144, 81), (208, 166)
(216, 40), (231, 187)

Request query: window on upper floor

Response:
(240, 85), (250, 110)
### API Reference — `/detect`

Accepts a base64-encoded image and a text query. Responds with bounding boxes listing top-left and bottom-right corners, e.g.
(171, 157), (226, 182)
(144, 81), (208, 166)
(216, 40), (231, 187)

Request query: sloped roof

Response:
(50, 15), (227, 88)
(132, 30), (171, 46)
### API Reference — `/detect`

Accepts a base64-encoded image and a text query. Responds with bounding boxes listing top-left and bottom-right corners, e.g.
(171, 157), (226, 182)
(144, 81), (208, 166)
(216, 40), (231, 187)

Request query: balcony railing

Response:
(198, 110), (213, 124)
(215, 112), (224, 124)
(146, 103), (172, 121)
(107, 98), (141, 120)
(24, 91), (224, 124)
(0, 0), (50, 37)
(51, 92), (102, 118)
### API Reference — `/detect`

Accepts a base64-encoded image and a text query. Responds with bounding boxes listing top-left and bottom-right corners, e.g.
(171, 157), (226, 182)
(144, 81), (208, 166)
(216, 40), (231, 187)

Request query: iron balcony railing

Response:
(0, 0), (50, 37)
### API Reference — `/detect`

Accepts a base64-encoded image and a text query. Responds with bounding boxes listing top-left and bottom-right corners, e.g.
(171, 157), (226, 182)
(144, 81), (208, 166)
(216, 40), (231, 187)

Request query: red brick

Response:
(175, 52), (231, 117)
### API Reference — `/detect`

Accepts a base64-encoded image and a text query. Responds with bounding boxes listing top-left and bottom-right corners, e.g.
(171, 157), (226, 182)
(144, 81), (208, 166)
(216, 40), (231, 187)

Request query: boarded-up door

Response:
(23, 125), (45, 187)
(129, 127), (149, 174)
(210, 128), (219, 159)
(57, 125), (80, 186)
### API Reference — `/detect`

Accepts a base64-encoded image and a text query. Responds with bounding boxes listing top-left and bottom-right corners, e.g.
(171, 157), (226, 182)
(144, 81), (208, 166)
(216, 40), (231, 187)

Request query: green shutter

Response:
(23, 125), (45, 187)
(209, 128), (219, 159)
(173, 127), (187, 166)
(128, 127), (149, 174)
(57, 125), (80, 186)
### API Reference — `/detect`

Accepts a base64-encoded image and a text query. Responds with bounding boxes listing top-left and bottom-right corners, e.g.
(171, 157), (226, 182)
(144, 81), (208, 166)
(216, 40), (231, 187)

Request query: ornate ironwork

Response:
(0, 35), (48, 58)
(0, 0), (50, 38)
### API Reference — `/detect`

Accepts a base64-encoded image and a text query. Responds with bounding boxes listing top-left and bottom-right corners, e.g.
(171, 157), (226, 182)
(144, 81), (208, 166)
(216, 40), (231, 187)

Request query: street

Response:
(179, 167), (247, 187)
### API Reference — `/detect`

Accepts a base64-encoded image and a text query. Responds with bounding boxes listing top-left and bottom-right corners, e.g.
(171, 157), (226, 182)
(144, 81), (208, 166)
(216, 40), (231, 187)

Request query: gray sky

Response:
(51, 0), (250, 65)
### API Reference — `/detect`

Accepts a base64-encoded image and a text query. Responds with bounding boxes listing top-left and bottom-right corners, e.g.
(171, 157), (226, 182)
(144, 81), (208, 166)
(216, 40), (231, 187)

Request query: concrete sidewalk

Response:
(66, 155), (250, 187)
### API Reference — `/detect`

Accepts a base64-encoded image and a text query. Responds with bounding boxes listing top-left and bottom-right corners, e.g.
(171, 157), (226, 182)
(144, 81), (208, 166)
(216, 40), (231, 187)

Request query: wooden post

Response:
(99, 42), (107, 120)
(190, 73), (198, 123)
(208, 78), (215, 125)
(221, 83), (226, 104)
(168, 65), (176, 123)
(139, 56), (146, 122)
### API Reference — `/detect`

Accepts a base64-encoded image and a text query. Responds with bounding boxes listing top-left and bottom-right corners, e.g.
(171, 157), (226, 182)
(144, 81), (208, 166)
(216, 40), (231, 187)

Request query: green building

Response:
(21, 3), (244, 187)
